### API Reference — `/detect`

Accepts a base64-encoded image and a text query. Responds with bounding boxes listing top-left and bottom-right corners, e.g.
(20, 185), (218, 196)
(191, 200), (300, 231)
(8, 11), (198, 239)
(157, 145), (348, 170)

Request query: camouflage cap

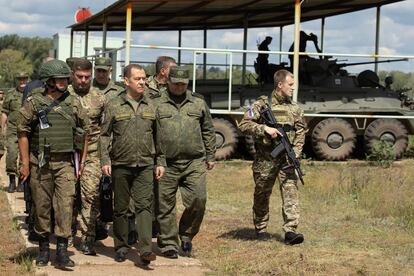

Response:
(95, 57), (112, 70)
(66, 57), (83, 70)
(16, 72), (29, 79)
(169, 66), (189, 84)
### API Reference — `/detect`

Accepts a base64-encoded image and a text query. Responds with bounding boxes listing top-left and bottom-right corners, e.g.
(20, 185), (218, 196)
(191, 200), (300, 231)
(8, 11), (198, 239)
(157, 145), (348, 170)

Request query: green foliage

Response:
(366, 139), (396, 167)
(378, 70), (414, 93)
(403, 135), (414, 158)
(0, 49), (33, 87)
(0, 34), (53, 80)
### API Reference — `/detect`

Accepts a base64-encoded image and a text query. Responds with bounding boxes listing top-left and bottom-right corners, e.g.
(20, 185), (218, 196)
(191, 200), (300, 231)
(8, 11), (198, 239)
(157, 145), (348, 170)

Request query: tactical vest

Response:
(271, 104), (296, 142)
(30, 93), (75, 153)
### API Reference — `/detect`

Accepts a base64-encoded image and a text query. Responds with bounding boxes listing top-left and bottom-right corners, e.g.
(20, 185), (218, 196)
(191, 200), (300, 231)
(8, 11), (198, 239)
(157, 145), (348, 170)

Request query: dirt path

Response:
(2, 161), (208, 275)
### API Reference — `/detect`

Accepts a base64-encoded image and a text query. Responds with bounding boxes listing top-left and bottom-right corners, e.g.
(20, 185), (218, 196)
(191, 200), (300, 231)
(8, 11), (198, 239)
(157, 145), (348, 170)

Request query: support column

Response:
(293, 0), (301, 102)
(279, 26), (283, 63)
(70, 29), (74, 58)
(84, 28), (89, 57)
(125, 2), (132, 66)
(375, 6), (381, 73)
(178, 29), (182, 65)
(203, 28), (207, 80)
(321, 17), (325, 52)
(103, 16), (108, 56)
(242, 16), (248, 84)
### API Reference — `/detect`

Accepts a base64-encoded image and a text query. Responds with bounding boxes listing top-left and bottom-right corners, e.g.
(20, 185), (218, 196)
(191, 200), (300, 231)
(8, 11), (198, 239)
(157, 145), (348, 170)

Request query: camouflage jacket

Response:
(68, 85), (106, 152)
(145, 75), (167, 97)
(2, 88), (24, 133)
(99, 91), (166, 168)
(92, 79), (123, 100)
(17, 87), (89, 152)
(153, 90), (216, 162)
(238, 89), (307, 159)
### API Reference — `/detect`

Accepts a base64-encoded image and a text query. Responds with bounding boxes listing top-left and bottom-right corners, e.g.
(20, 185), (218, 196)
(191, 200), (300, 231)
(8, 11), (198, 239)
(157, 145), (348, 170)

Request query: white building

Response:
(51, 33), (124, 81)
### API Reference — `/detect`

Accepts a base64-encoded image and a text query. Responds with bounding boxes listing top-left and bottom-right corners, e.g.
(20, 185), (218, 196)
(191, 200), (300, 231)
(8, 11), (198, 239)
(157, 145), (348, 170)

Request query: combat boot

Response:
(55, 237), (75, 268)
(181, 240), (192, 257)
(80, 236), (96, 256)
(284, 232), (304, 245)
(16, 179), (23, 192)
(7, 175), (16, 193)
(35, 237), (50, 266)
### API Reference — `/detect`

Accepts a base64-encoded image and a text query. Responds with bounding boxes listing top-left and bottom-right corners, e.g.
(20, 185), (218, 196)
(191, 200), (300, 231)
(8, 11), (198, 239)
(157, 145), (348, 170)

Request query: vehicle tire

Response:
(364, 119), (408, 158)
(213, 118), (238, 160)
(311, 118), (356, 161)
(244, 135), (256, 158)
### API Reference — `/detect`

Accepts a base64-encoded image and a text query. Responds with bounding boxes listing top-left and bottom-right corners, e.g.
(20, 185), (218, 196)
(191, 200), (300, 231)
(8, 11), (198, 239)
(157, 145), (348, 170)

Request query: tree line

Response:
(0, 34), (52, 88)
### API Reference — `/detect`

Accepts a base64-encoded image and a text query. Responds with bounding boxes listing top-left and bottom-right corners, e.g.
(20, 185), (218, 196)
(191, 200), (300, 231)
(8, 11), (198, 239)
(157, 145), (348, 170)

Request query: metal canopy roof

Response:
(68, 0), (404, 32)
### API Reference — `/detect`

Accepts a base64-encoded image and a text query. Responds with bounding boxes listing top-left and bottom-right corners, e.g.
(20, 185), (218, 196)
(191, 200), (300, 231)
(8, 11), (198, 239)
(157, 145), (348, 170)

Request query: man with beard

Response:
(68, 59), (107, 255)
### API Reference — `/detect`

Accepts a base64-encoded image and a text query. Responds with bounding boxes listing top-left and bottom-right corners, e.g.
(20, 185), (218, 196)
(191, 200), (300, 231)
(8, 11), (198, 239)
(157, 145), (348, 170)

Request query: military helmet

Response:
(15, 72), (29, 79)
(39, 60), (71, 81)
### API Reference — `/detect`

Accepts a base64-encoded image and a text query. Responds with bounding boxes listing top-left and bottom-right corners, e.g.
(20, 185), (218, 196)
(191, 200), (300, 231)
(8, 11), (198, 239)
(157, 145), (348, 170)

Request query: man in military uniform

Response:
(100, 64), (165, 265)
(155, 66), (216, 258)
(2, 72), (29, 193)
(68, 59), (106, 255)
(17, 59), (89, 267)
(146, 56), (177, 97)
(238, 69), (307, 245)
(92, 57), (123, 99)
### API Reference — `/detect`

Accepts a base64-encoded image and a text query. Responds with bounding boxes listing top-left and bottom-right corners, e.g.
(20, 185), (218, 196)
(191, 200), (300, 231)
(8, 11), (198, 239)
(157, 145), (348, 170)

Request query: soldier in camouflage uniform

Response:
(100, 64), (165, 266)
(145, 56), (177, 97)
(68, 59), (106, 255)
(92, 57), (123, 99)
(17, 60), (89, 267)
(2, 72), (29, 193)
(238, 69), (307, 245)
(154, 66), (216, 259)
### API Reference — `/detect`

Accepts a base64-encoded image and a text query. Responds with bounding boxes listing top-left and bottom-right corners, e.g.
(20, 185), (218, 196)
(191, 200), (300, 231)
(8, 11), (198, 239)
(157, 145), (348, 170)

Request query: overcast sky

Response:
(0, 0), (413, 72)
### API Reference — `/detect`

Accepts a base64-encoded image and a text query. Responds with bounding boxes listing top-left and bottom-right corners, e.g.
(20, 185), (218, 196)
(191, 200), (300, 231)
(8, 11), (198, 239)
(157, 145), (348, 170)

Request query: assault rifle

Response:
(260, 103), (305, 185)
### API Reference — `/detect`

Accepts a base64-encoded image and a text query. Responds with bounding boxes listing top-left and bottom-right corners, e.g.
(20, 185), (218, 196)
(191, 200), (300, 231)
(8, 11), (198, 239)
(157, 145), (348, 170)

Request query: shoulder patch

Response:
(191, 92), (204, 99)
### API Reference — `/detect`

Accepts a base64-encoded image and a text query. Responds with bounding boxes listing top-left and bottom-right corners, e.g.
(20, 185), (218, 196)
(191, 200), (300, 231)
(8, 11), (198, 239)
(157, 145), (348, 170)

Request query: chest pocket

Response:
(159, 111), (173, 119)
(114, 113), (132, 121)
(272, 108), (294, 125)
(187, 109), (202, 119)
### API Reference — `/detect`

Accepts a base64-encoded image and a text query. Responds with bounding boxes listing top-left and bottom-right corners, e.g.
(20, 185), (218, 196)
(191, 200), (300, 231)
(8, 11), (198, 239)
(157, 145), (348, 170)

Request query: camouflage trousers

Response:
(6, 132), (18, 175)
(30, 152), (76, 238)
(79, 151), (101, 239)
(252, 157), (300, 233)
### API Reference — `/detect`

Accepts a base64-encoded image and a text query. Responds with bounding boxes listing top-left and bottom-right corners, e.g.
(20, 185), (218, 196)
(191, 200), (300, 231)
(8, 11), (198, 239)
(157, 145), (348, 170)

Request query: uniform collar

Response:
(272, 89), (291, 104)
(120, 90), (148, 105)
(162, 90), (194, 104)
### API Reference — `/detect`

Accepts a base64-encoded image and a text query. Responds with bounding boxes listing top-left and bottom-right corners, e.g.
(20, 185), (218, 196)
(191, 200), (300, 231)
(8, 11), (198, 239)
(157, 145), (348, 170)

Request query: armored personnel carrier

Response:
(194, 57), (414, 161)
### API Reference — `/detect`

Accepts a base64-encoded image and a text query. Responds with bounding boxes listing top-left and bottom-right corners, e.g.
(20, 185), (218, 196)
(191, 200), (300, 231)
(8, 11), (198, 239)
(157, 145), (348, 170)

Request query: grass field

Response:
(1, 160), (413, 275)
(193, 160), (414, 275)
(0, 190), (30, 275)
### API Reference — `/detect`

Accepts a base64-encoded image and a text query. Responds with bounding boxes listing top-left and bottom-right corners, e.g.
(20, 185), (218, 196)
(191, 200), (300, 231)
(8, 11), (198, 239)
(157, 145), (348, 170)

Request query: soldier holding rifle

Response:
(238, 69), (307, 245)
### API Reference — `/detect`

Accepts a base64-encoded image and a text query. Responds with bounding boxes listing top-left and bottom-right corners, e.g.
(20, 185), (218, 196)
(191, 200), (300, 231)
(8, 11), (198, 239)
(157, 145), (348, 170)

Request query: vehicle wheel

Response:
(213, 118), (238, 160)
(244, 135), (256, 158)
(311, 118), (356, 161)
(364, 119), (408, 158)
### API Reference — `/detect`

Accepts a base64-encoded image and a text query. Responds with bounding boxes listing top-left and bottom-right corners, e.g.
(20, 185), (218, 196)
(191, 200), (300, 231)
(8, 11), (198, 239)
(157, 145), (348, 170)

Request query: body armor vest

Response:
(30, 93), (75, 153)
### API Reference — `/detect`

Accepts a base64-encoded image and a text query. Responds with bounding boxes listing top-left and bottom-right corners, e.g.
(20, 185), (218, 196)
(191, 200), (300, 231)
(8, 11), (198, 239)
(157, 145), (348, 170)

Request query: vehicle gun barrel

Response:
(337, 58), (408, 68)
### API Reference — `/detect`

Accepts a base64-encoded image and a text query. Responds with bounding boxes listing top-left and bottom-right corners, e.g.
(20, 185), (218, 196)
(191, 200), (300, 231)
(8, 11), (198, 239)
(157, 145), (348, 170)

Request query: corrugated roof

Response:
(68, 0), (404, 31)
